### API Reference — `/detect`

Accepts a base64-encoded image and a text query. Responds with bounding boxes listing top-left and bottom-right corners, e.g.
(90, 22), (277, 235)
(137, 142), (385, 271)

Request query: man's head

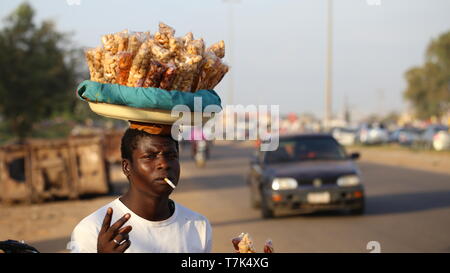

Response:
(121, 128), (180, 197)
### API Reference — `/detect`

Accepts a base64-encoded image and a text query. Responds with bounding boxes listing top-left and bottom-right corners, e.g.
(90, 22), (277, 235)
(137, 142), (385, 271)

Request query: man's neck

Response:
(119, 190), (173, 222)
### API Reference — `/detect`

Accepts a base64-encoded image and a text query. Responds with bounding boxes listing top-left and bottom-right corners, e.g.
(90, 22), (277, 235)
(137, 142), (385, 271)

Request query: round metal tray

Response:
(88, 102), (214, 125)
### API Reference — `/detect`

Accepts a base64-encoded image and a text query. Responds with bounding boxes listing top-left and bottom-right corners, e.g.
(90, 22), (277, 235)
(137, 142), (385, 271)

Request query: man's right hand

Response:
(97, 207), (132, 253)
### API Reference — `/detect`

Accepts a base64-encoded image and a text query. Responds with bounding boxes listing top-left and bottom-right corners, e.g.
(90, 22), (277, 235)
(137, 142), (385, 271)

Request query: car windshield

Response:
(264, 137), (347, 163)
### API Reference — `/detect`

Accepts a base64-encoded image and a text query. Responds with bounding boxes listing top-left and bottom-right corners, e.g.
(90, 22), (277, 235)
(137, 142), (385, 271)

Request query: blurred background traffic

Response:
(0, 0), (449, 253)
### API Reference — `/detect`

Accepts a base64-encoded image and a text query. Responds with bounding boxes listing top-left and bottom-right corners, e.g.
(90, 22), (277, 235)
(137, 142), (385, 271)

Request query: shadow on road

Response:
(365, 190), (450, 216)
(211, 211), (346, 227)
(177, 174), (245, 193)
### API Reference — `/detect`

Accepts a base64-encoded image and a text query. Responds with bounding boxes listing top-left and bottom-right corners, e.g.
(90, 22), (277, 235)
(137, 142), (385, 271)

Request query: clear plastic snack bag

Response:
(186, 39), (205, 56)
(172, 53), (203, 92)
(128, 31), (148, 57)
(85, 47), (106, 83)
(231, 233), (274, 253)
(142, 61), (166, 88)
(159, 61), (177, 90)
(127, 40), (152, 87)
(263, 239), (274, 253)
(154, 22), (175, 49)
(101, 34), (119, 55)
(103, 51), (119, 84)
(115, 51), (134, 85)
(207, 62), (229, 90)
(197, 52), (222, 90)
(116, 30), (129, 52)
(207, 40), (225, 59)
(150, 39), (172, 63)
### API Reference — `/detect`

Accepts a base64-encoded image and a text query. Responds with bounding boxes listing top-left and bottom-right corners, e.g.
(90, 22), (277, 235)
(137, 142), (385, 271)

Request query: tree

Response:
(0, 3), (85, 140)
(404, 31), (450, 120)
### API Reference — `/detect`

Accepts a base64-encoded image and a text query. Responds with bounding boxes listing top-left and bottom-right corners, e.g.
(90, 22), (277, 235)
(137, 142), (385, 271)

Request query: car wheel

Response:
(247, 177), (260, 209)
(260, 193), (274, 219)
(350, 201), (365, 215)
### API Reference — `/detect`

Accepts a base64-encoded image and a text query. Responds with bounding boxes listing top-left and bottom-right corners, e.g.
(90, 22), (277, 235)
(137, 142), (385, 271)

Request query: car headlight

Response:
(272, 178), (298, 190)
(337, 175), (360, 187)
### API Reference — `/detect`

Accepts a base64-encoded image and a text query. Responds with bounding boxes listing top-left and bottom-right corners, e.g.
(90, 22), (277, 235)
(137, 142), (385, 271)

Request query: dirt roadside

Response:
(346, 145), (450, 176)
(237, 140), (450, 176)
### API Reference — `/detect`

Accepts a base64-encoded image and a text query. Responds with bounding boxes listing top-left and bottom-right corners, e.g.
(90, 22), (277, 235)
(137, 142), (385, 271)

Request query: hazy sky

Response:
(1, 0), (449, 119)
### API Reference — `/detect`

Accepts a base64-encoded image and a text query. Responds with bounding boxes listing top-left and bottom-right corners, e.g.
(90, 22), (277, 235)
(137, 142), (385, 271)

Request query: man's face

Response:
(123, 135), (180, 197)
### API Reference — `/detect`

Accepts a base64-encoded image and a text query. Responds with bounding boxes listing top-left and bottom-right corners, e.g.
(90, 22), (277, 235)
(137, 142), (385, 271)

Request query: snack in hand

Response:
(231, 233), (274, 253)
(263, 239), (274, 253)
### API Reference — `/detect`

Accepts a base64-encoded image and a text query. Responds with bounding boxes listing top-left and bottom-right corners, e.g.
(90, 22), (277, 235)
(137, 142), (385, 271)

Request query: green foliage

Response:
(404, 31), (450, 120)
(0, 2), (95, 140)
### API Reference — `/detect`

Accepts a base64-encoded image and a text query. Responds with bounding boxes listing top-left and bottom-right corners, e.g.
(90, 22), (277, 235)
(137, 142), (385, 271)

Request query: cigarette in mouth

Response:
(164, 178), (176, 189)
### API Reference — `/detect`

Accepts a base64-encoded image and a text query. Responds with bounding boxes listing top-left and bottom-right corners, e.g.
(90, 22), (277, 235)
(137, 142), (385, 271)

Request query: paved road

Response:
(173, 142), (450, 253)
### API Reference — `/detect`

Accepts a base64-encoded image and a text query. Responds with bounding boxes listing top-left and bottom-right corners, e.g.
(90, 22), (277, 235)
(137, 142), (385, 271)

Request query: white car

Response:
(418, 125), (449, 150)
(358, 123), (389, 145)
(433, 130), (450, 151)
(332, 127), (357, 146)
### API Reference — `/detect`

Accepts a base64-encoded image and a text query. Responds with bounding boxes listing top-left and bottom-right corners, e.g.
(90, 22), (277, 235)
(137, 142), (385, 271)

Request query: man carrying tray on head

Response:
(67, 122), (212, 253)
(69, 23), (230, 253)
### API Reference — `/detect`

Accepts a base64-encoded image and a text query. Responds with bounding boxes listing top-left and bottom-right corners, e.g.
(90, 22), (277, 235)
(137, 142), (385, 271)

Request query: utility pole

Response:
(324, 0), (333, 130)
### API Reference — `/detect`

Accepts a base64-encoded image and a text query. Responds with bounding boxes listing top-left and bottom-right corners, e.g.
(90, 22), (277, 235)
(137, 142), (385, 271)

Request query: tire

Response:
(350, 201), (365, 215)
(248, 177), (261, 209)
(260, 192), (274, 219)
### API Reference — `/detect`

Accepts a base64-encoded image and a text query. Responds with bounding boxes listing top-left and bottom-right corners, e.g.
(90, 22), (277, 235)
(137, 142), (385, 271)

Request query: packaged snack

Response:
(115, 51), (134, 85)
(85, 47), (105, 83)
(263, 239), (274, 253)
(169, 37), (184, 57)
(159, 22), (175, 37)
(85, 23), (228, 90)
(159, 62), (177, 90)
(181, 32), (194, 47)
(150, 39), (172, 63)
(172, 54), (203, 92)
(207, 62), (229, 90)
(102, 34), (119, 54)
(103, 51), (118, 84)
(186, 39), (205, 56)
(128, 32), (147, 57)
(237, 233), (256, 253)
(116, 30), (129, 52)
(127, 41), (152, 87)
(232, 236), (241, 253)
(207, 40), (225, 59)
(154, 22), (175, 49)
(142, 61), (166, 88)
(197, 52), (221, 90)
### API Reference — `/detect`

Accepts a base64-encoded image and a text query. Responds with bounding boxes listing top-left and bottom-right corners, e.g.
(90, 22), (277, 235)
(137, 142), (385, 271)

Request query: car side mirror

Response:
(349, 152), (360, 160)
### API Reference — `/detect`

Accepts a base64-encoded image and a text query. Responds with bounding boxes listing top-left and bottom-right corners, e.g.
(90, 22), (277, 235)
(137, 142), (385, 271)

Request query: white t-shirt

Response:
(67, 198), (212, 253)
